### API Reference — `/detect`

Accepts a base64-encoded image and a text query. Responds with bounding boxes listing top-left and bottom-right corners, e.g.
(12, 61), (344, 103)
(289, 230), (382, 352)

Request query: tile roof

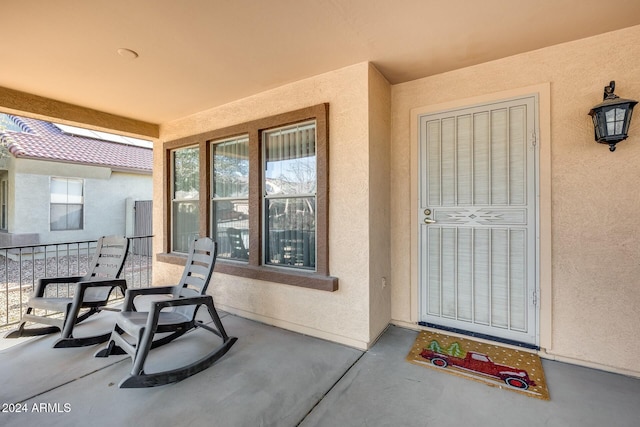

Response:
(0, 115), (152, 173)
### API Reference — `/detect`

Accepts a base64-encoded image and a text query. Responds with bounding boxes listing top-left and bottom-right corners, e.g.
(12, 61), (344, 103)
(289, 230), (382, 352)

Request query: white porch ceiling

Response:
(2, 0), (640, 124)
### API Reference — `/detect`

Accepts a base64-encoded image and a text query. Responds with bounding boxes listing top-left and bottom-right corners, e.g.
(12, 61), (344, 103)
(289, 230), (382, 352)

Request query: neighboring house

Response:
(0, 114), (152, 246)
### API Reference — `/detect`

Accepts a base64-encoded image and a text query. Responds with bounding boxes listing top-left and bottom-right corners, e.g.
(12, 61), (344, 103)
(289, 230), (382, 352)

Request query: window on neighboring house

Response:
(50, 177), (83, 230)
(171, 146), (200, 253)
(162, 104), (336, 291)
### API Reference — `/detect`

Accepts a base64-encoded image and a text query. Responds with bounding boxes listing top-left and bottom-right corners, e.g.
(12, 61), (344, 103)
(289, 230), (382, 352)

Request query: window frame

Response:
(160, 104), (337, 291)
(211, 135), (250, 262)
(170, 144), (201, 254)
(261, 120), (317, 271)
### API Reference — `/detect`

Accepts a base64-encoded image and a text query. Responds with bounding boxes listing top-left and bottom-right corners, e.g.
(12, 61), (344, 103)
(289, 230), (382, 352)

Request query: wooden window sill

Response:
(156, 253), (338, 292)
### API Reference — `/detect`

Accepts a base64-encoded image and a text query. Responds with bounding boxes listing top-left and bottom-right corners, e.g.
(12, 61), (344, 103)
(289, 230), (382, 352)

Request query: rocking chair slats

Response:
(94, 247), (123, 258)
(95, 237), (236, 388)
(187, 263), (210, 276)
(4, 236), (130, 348)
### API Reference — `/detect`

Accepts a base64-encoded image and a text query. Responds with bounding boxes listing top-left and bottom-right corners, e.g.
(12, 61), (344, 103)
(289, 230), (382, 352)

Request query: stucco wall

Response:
(12, 158), (152, 243)
(368, 65), (392, 341)
(390, 25), (640, 375)
(156, 63), (379, 349)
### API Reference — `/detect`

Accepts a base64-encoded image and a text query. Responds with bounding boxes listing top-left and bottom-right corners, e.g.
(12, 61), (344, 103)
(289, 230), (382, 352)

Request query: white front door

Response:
(418, 96), (538, 346)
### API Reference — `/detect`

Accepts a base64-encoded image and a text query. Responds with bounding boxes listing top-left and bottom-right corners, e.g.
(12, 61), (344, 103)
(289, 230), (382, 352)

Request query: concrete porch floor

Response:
(1, 312), (639, 427)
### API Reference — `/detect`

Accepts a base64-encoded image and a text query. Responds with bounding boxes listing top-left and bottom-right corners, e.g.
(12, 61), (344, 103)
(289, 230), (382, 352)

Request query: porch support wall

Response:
(367, 64), (393, 342)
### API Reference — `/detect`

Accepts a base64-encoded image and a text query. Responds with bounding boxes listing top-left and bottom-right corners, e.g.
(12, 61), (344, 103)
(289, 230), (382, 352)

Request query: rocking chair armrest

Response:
(122, 286), (176, 311)
(75, 278), (128, 294)
(69, 278), (128, 306)
(34, 276), (84, 297)
(151, 295), (211, 311)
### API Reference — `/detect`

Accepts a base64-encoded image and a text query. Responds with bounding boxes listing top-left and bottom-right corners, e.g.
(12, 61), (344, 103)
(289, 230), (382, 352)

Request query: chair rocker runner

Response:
(95, 237), (237, 388)
(5, 235), (129, 348)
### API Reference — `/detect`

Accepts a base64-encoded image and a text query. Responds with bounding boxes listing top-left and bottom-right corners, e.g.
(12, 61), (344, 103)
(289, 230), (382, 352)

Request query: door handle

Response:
(424, 218), (436, 224)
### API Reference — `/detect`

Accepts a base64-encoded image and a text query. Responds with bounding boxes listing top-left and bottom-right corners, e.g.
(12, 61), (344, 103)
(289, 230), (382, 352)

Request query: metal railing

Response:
(0, 235), (153, 329)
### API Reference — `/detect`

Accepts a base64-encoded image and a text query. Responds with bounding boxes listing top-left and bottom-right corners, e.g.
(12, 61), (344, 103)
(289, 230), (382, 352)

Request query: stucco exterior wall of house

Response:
(390, 25), (640, 376)
(156, 63), (384, 349)
(11, 158), (152, 243)
(368, 64), (392, 342)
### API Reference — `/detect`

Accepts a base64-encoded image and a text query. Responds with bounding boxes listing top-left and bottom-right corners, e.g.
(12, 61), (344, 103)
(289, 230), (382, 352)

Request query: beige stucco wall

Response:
(152, 24), (640, 373)
(154, 62), (390, 349)
(390, 25), (640, 376)
(367, 65), (392, 341)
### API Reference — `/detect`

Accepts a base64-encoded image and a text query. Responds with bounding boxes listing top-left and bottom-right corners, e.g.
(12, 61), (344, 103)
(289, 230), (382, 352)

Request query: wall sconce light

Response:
(588, 81), (637, 152)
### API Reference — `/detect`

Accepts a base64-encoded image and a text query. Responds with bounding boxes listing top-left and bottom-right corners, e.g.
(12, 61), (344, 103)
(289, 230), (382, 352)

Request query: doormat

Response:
(406, 330), (549, 400)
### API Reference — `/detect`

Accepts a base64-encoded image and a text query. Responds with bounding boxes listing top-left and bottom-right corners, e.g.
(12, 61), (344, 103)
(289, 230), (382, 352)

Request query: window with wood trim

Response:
(171, 145), (200, 253)
(161, 104), (337, 291)
(212, 136), (250, 261)
(263, 121), (317, 270)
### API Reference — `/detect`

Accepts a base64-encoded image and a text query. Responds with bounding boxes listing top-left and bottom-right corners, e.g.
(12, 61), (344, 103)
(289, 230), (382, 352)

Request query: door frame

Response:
(409, 83), (552, 351)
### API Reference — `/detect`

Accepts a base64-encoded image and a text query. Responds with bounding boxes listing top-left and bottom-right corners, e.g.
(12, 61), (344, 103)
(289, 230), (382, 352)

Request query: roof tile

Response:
(0, 115), (152, 172)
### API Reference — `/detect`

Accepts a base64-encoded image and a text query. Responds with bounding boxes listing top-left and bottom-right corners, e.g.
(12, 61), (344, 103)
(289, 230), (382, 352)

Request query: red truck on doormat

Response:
(419, 348), (536, 390)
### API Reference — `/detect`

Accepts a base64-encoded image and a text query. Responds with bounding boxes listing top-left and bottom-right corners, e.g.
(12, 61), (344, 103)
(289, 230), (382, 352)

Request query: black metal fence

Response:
(0, 235), (153, 329)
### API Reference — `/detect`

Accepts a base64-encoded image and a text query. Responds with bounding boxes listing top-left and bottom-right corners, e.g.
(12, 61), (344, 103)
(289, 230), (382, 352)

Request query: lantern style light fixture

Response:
(588, 81), (638, 152)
